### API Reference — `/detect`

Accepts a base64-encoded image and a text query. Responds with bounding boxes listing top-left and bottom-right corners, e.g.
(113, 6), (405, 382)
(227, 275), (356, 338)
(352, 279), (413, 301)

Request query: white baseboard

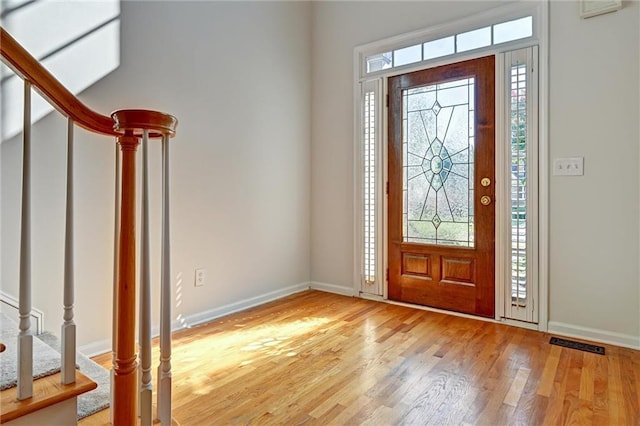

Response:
(309, 281), (356, 297)
(548, 321), (640, 350)
(79, 338), (112, 358)
(173, 282), (310, 331)
(359, 292), (385, 302)
(79, 282), (311, 357)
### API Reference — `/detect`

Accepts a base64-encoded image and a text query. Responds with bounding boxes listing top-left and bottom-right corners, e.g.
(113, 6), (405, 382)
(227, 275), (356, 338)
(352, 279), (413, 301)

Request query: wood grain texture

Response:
(113, 134), (140, 426)
(388, 55), (495, 318)
(80, 291), (640, 425)
(1, 371), (96, 423)
(112, 110), (177, 139)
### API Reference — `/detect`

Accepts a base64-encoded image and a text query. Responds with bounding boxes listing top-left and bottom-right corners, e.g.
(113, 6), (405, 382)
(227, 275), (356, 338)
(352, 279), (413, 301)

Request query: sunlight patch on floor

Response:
(175, 317), (331, 395)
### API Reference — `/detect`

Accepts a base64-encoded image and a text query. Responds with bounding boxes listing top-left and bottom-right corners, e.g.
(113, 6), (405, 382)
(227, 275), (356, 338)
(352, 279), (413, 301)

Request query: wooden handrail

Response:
(0, 27), (116, 136)
(0, 27), (178, 138)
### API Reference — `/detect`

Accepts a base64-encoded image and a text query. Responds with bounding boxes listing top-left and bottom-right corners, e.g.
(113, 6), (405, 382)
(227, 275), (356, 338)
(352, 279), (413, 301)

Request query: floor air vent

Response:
(549, 337), (605, 355)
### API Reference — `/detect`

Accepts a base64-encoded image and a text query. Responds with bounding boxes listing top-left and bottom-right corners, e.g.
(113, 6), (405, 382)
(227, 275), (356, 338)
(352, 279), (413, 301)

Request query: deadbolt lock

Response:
(480, 195), (492, 206)
(481, 177), (491, 187)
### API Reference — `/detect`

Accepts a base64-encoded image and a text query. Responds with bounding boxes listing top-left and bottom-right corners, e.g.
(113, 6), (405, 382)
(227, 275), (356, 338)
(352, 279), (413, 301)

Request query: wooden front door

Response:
(388, 56), (495, 318)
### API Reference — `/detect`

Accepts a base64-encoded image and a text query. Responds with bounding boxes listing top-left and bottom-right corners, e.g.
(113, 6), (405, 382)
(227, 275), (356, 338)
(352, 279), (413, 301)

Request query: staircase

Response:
(1, 313), (104, 424)
(1, 311), (112, 422)
(0, 27), (178, 425)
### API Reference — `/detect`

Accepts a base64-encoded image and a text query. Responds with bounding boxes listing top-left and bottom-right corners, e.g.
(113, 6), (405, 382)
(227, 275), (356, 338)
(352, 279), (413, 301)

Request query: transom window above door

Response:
(366, 15), (532, 74)
(360, 3), (540, 78)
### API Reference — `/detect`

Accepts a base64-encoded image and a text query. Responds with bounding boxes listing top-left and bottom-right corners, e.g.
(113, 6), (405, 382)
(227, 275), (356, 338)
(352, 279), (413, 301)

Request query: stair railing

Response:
(1, 27), (177, 425)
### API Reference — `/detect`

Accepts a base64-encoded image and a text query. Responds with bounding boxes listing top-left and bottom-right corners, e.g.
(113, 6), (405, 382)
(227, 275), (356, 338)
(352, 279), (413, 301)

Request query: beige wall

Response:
(310, 1), (640, 343)
(1, 1), (312, 348)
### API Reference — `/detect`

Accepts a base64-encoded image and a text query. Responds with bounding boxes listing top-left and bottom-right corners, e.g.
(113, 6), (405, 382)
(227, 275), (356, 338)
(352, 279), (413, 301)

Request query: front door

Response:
(388, 56), (495, 318)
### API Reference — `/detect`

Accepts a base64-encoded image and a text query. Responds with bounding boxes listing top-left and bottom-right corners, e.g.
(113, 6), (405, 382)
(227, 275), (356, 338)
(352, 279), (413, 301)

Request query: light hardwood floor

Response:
(81, 290), (640, 425)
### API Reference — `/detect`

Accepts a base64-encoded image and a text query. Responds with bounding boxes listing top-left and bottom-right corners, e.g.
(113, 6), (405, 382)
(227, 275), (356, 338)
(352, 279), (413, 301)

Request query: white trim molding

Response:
(309, 281), (356, 297)
(548, 321), (640, 350)
(80, 282), (311, 356)
(79, 338), (112, 358)
(172, 282), (310, 331)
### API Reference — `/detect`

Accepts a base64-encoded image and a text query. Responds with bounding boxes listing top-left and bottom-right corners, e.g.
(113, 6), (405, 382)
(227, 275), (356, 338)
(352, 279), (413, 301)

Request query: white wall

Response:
(1, 1), (311, 348)
(310, 1), (640, 345)
(548, 1), (639, 341)
(1, 0), (120, 140)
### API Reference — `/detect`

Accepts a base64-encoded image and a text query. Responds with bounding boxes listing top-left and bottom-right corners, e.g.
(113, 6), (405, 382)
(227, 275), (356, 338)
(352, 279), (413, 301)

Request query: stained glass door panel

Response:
(388, 56), (495, 318)
(403, 78), (475, 247)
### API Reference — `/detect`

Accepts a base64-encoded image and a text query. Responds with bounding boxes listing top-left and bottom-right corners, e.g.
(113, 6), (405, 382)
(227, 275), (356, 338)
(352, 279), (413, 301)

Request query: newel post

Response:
(111, 109), (177, 425)
(113, 130), (140, 425)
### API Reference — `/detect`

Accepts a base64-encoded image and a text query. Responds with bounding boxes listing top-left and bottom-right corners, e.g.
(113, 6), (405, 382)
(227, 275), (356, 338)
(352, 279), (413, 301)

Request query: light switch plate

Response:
(553, 157), (584, 176)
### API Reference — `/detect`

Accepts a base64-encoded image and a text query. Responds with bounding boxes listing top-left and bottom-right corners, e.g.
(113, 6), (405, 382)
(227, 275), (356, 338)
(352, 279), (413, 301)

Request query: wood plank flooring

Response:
(80, 290), (640, 425)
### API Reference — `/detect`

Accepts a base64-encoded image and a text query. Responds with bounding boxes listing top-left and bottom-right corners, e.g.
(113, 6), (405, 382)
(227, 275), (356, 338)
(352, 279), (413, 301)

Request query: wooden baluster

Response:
(113, 131), (139, 425)
(157, 134), (172, 425)
(61, 118), (76, 385)
(111, 142), (121, 425)
(17, 80), (33, 400)
(139, 131), (152, 425)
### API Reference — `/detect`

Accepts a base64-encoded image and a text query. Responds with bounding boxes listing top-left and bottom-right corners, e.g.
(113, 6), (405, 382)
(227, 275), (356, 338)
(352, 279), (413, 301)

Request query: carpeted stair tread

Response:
(0, 313), (61, 390)
(38, 331), (110, 419)
(0, 313), (110, 420)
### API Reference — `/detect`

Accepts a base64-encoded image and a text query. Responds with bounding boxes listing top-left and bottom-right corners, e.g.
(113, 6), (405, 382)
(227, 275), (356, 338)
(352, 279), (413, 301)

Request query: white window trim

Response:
(353, 0), (549, 332)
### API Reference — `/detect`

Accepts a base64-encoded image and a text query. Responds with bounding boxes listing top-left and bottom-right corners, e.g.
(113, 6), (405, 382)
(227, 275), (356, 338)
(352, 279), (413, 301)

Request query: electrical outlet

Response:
(194, 268), (206, 287)
(553, 157), (584, 176)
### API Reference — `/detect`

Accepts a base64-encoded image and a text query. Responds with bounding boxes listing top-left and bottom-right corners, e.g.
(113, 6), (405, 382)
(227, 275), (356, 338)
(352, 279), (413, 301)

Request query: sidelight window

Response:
(504, 47), (538, 323)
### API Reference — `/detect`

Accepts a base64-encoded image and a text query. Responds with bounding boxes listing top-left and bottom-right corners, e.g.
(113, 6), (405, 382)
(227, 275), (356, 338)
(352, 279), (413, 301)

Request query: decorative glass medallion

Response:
(402, 77), (475, 247)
